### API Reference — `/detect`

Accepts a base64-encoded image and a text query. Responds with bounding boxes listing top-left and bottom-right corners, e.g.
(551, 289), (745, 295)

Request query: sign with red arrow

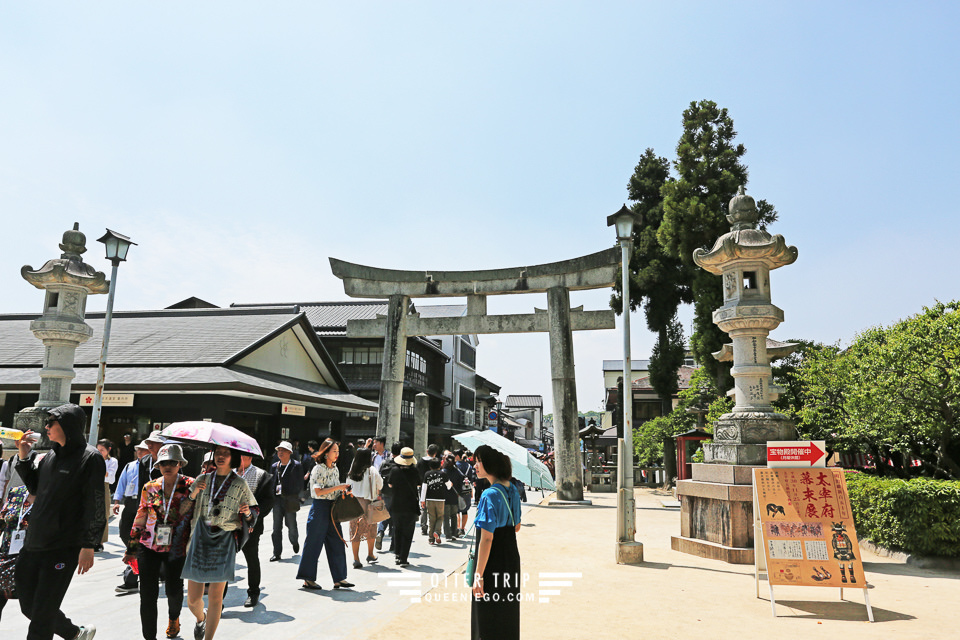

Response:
(766, 440), (826, 468)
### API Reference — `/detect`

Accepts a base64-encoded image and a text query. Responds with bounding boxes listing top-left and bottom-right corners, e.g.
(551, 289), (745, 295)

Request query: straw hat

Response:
(395, 447), (417, 466)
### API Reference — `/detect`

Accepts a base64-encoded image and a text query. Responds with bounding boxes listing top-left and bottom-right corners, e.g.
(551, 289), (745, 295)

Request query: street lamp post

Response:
(88, 229), (136, 446)
(608, 205), (644, 563)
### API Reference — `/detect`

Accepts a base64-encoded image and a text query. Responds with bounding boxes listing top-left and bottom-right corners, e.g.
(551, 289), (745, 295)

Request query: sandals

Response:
(333, 581), (355, 589)
(302, 580), (323, 590)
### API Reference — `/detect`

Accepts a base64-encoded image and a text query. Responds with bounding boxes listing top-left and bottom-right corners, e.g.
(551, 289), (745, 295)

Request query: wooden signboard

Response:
(753, 467), (873, 621)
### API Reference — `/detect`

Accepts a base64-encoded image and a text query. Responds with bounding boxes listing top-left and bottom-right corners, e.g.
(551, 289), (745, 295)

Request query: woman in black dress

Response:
(470, 445), (522, 640)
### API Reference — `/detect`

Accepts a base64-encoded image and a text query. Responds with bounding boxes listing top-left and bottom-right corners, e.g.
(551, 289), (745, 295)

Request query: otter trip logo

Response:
(377, 571), (425, 603)
(536, 572), (582, 603)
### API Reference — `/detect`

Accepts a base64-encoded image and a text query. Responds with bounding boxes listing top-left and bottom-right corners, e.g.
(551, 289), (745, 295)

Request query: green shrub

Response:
(845, 473), (960, 557)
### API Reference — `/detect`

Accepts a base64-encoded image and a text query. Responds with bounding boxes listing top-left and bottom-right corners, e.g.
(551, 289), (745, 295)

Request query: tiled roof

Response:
(504, 395), (543, 408)
(602, 359), (651, 371)
(0, 365), (377, 412)
(632, 365), (699, 390)
(414, 304), (467, 318)
(0, 307), (300, 367)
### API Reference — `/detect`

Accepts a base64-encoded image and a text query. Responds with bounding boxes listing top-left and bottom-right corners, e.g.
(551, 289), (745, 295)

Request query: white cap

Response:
(276, 441), (293, 453)
(145, 430), (165, 445)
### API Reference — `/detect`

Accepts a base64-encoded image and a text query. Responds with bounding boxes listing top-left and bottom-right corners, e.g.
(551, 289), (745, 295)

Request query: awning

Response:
(0, 365), (378, 413)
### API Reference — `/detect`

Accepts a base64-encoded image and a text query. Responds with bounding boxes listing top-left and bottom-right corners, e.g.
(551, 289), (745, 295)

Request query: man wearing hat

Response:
(113, 440), (151, 593)
(235, 452), (274, 607)
(269, 441), (304, 561)
(14, 403), (102, 640)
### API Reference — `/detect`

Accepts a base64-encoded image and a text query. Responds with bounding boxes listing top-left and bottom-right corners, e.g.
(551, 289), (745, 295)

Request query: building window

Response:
(340, 346), (383, 365)
(458, 338), (476, 370)
(458, 384), (476, 411)
(405, 350), (426, 374)
(401, 399), (415, 419)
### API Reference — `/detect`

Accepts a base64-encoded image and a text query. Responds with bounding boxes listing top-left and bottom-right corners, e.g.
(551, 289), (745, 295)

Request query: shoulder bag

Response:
(364, 469), (389, 524)
(465, 484), (516, 588)
(331, 493), (364, 523)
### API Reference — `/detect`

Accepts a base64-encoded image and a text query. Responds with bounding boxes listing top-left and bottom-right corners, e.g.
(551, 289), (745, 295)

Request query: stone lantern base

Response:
(672, 412), (795, 564)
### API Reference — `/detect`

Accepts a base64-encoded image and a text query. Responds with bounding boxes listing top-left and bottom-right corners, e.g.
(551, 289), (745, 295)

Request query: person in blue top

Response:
(470, 445), (522, 640)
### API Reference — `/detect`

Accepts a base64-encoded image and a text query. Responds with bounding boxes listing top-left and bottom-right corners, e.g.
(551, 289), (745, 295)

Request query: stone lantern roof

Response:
(21, 223), (110, 293)
(692, 188), (798, 275)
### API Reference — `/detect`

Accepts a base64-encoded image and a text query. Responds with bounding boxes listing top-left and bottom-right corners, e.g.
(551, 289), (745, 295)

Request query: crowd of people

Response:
(0, 404), (526, 640)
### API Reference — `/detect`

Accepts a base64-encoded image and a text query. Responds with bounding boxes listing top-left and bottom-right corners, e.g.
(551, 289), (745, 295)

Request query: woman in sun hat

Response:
(124, 443), (195, 640)
(387, 448), (421, 567)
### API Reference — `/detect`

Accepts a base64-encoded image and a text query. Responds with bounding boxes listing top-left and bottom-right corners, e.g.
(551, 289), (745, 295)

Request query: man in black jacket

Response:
(236, 453), (274, 607)
(269, 441), (303, 561)
(15, 403), (103, 640)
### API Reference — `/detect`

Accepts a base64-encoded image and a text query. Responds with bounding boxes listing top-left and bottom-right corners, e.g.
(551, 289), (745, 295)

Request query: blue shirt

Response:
(113, 459), (140, 502)
(474, 483), (522, 533)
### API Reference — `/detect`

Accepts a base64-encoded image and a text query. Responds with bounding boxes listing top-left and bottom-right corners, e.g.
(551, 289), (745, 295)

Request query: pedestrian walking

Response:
(269, 442), (303, 562)
(442, 455), (465, 541)
(0, 485), (33, 621)
(300, 440), (318, 504)
(387, 448), (421, 567)
(96, 439), (117, 548)
(181, 446), (258, 640)
(454, 450), (475, 536)
(124, 444), (195, 640)
(417, 444), (440, 535)
(14, 404), (103, 640)
(117, 431), (165, 593)
(470, 445), (523, 640)
(112, 441), (150, 557)
(375, 442), (402, 553)
(420, 458), (447, 547)
(235, 453), (274, 607)
(296, 439), (352, 590)
(345, 448), (383, 569)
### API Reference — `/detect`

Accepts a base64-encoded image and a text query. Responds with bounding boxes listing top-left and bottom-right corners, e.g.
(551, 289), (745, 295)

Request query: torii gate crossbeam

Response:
(329, 248), (620, 502)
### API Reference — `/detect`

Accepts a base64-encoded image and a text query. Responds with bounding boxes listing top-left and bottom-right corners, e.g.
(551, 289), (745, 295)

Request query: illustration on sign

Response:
(754, 468), (866, 589)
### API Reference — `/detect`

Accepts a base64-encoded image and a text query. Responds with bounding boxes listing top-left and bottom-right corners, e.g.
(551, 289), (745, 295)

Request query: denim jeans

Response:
(295, 499), (347, 584)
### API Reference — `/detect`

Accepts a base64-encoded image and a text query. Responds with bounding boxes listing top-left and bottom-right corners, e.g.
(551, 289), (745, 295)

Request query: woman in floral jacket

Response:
(0, 485), (33, 621)
(124, 444), (195, 640)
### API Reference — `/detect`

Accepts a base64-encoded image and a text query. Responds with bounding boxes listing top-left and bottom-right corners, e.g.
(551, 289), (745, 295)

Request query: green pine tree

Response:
(658, 100), (777, 385)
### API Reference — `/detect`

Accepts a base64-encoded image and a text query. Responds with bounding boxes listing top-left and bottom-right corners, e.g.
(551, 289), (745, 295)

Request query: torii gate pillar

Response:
(377, 294), (409, 445)
(548, 286), (583, 501)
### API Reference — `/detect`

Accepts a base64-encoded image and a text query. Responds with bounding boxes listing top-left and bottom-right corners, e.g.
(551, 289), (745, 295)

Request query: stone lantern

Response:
(13, 223), (109, 438)
(671, 188), (798, 564)
(693, 187), (799, 464)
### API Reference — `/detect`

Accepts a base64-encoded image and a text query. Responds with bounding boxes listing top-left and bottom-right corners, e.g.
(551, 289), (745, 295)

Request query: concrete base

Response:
(547, 499), (593, 506)
(588, 484), (615, 493)
(616, 541), (644, 564)
(671, 535), (754, 565)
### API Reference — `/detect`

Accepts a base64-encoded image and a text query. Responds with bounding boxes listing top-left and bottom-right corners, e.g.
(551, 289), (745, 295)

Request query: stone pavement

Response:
(0, 498), (537, 639)
(366, 488), (960, 640)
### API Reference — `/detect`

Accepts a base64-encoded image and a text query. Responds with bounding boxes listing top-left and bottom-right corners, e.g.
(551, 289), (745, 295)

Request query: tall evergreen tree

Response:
(611, 148), (692, 417)
(658, 100), (777, 385)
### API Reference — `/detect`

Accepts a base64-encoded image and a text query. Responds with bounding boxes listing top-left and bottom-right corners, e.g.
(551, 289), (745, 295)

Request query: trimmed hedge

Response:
(845, 473), (960, 557)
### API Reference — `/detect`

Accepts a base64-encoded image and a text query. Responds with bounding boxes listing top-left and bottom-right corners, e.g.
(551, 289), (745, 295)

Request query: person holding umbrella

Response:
(181, 446), (258, 640)
(124, 444), (195, 640)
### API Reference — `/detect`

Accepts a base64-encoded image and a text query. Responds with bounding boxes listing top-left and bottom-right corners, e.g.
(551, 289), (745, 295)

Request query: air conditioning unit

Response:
(461, 410), (475, 427)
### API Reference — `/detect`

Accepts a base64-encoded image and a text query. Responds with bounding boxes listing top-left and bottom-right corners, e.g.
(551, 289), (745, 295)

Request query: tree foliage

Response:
(611, 148), (691, 414)
(795, 302), (960, 479)
(656, 100), (777, 385)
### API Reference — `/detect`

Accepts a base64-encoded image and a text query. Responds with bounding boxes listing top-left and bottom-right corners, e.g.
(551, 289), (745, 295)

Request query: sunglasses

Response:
(158, 460), (180, 467)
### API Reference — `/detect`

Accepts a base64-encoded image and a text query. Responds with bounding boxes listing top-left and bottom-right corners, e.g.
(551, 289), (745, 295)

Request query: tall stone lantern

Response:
(13, 223), (109, 439)
(671, 188), (798, 564)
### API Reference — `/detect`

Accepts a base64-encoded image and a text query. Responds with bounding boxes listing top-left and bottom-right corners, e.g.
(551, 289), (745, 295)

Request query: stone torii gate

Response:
(329, 248), (619, 502)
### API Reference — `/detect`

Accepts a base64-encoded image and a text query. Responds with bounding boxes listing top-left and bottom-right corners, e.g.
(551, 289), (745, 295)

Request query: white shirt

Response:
(104, 457), (119, 484)
(346, 467), (383, 500)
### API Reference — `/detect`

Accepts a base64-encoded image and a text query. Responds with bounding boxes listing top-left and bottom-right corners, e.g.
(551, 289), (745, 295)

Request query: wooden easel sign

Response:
(753, 467), (874, 622)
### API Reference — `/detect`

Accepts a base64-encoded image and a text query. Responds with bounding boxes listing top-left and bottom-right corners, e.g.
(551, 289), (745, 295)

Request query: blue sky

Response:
(2, 2), (958, 414)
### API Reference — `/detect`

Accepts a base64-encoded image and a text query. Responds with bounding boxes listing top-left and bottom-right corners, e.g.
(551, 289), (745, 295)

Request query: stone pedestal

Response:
(704, 412), (796, 466)
(672, 463), (757, 564)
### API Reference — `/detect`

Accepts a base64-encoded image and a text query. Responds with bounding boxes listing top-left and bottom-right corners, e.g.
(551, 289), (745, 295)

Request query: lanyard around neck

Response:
(207, 473), (231, 519)
(160, 475), (179, 524)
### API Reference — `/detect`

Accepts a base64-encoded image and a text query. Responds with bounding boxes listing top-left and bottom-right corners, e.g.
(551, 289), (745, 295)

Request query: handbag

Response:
(365, 498), (389, 524)
(457, 493), (469, 512)
(331, 494), (364, 523)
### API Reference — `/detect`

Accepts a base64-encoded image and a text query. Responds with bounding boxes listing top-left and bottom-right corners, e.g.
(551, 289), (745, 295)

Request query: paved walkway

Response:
(366, 488), (960, 640)
(0, 499), (535, 639)
(3, 488), (958, 639)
